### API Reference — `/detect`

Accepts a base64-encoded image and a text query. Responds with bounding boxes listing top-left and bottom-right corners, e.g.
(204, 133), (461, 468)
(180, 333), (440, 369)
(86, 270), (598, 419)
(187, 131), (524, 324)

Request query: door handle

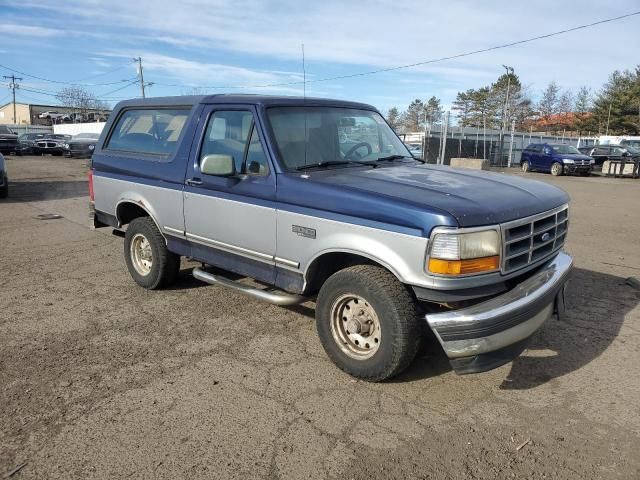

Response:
(186, 178), (203, 186)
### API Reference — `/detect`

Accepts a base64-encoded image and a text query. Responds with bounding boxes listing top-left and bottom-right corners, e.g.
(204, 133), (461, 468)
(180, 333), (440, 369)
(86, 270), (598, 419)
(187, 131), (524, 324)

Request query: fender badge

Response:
(292, 225), (316, 239)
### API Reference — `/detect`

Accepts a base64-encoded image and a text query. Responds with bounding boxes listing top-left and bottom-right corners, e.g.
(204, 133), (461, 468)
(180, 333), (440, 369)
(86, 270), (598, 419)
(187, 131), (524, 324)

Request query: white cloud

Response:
(0, 23), (61, 37)
(2, 0), (639, 105)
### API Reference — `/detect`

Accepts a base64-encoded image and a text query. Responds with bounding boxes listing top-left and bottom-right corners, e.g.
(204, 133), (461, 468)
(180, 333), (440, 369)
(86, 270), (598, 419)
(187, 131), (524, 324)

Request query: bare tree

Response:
(55, 86), (104, 121)
(558, 91), (574, 114)
(538, 81), (560, 120)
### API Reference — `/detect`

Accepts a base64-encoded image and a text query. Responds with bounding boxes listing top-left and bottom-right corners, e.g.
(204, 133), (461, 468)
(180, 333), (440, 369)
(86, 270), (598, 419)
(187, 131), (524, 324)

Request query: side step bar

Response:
(192, 267), (307, 306)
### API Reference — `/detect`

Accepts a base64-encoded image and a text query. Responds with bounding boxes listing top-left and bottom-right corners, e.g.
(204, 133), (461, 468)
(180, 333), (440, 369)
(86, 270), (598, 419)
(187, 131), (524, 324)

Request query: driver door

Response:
(183, 105), (277, 282)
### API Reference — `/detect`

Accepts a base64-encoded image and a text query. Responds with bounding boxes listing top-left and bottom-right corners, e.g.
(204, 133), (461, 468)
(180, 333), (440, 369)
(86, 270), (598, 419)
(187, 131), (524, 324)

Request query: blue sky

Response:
(0, 0), (638, 114)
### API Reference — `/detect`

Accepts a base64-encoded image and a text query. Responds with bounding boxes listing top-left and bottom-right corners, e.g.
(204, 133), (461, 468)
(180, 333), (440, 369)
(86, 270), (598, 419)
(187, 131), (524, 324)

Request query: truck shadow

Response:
(0, 179), (88, 203)
(396, 267), (637, 386)
(500, 267), (636, 390)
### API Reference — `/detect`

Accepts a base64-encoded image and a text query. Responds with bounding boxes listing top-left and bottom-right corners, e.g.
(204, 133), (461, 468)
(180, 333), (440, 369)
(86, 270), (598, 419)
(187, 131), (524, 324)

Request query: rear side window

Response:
(106, 108), (189, 158)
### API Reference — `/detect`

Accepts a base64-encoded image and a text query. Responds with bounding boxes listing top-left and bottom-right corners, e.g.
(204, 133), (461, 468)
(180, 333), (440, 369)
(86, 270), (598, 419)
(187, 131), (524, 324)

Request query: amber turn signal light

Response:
(428, 256), (500, 275)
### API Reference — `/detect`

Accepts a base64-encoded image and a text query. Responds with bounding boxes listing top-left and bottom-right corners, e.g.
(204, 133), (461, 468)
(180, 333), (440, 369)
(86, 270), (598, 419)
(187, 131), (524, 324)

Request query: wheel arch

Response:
(303, 249), (405, 295)
(115, 197), (163, 234)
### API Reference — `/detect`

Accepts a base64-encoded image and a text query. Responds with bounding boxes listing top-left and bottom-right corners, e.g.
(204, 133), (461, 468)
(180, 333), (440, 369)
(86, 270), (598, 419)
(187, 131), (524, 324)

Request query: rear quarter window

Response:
(105, 108), (189, 159)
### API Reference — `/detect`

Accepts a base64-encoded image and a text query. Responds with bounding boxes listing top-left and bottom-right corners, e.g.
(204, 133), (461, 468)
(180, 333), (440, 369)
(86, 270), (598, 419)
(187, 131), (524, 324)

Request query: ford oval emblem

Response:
(541, 232), (551, 242)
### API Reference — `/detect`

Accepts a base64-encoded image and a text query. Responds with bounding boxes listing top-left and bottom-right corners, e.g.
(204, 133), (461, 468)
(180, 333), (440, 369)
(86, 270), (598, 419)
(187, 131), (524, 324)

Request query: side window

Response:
(246, 126), (270, 176)
(106, 108), (189, 158)
(200, 110), (269, 176)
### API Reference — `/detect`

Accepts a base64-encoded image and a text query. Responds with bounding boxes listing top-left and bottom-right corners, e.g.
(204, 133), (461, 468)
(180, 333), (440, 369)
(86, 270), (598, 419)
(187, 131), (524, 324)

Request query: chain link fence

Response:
(405, 120), (597, 167)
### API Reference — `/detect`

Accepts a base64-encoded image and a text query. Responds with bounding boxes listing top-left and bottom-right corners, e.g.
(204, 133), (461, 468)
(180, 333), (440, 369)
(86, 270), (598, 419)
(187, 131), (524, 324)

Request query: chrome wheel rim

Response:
(330, 294), (381, 360)
(552, 163), (561, 175)
(522, 161), (528, 172)
(130, 233), (153, 276)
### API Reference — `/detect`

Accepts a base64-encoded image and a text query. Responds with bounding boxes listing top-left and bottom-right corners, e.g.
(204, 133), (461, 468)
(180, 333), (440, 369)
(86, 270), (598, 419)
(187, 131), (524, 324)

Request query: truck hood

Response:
(286, 163), (569, 228)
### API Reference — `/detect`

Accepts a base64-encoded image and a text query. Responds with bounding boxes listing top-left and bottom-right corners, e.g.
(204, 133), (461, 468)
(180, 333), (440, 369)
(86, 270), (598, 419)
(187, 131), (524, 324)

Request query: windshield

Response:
(625, 145), (640, 154)
(267, 106), (411, 170)
(0, 126), (13, 135)
(74, 133), (100, 139)
(552, 145), (581, 155)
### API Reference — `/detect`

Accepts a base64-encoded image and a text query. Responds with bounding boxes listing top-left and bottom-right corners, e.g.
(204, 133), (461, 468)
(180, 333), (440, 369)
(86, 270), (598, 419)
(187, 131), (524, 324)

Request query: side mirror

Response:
(543, 148), (551, 156)
(200, 154), (236, 176)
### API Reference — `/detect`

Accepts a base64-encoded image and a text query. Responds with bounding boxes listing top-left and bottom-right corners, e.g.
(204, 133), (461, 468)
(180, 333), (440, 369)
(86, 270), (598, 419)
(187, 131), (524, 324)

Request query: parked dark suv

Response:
(0, 126), (18, 155)
(521, 143), (593, 176)
(578, 144), (640, 168)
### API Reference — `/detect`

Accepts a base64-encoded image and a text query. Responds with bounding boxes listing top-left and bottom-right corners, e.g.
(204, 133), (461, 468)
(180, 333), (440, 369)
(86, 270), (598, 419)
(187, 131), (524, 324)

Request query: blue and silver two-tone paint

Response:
(90, 94), (572, 381)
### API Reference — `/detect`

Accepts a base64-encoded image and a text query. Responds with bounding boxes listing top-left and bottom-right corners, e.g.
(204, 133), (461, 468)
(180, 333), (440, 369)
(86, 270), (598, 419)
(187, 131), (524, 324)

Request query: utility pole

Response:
(133, 57), (153, 98)
(497, 65), (513, 166)
(507, 120), (515, 168)
(439, 111), (450, 165)
(3, 74), (23, 124)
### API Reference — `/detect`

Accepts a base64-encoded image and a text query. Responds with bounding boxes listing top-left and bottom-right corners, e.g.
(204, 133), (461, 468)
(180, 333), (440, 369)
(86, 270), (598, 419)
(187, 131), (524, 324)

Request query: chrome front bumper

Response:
(425, 251), (573, 374)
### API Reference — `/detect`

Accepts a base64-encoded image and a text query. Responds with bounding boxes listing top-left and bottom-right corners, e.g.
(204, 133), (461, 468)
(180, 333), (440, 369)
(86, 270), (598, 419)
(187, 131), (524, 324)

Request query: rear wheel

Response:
(315, 265), (421, 382)
(551, 162), (563, 176)
(124, 216), (180, 289)
(521, 160), (530, 173)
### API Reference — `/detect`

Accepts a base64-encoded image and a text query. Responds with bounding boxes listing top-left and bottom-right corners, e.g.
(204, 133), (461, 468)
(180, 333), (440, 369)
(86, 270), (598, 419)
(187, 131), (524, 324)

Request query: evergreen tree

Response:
(592, 66), (640, 134)
(386, 107), (401, 131)
(400, 99), (425, 131)
(423, 96), (443, 126)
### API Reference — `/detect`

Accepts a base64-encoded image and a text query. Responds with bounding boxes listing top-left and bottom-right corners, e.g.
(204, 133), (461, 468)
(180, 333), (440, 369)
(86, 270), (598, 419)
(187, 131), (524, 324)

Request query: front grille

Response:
(501, 205), (568, 274)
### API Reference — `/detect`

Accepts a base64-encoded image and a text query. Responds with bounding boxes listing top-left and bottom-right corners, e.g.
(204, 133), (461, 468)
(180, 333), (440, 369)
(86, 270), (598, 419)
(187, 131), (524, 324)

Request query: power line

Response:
(151, 11), (640, 90)
(0, 62), (134, 87)
(19, 85), (134, 102)
(97, 80), (139, 98)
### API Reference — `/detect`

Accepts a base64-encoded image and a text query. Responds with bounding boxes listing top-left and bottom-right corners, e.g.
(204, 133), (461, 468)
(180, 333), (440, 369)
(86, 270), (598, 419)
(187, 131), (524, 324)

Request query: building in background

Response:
(0, 102), (110, 126)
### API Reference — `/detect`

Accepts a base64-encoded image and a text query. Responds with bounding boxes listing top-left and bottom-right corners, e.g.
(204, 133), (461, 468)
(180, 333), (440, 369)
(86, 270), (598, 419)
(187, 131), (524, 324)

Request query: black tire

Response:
(316, 264), (421, 382)
(550, 162), (563, 176)
(0, 175), (8, 198)
(521, 160), (530, 173)
(123, 216), (180, 289)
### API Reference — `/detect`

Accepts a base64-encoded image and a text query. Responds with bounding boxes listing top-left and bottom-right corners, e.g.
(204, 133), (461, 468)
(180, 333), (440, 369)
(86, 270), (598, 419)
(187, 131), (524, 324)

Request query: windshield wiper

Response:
(375, 154), (425, 164)
(296, 160), (374, 171)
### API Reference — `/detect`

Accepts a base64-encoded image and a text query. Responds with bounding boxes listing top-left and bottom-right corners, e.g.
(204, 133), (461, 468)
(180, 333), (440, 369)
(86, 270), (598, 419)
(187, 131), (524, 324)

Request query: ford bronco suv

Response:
(90, 95), (572, 381)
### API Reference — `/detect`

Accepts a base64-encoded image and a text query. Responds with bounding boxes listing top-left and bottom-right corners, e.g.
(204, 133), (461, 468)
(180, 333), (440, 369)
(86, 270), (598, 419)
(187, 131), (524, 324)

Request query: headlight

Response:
(428, 230), (500, 275)
(62, 143), (69, 149)
(88, 144), (95, 150)
(589, 159), (595, 164)
(562, 158), (574, 164)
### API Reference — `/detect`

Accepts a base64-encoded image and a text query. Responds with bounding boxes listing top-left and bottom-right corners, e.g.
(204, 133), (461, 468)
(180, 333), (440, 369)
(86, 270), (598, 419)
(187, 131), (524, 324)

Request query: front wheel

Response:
(124, 216), (180, 289)
(521, 160), (530, 173)
(551, 162), (563, 176)
(316, 265), (421, 382)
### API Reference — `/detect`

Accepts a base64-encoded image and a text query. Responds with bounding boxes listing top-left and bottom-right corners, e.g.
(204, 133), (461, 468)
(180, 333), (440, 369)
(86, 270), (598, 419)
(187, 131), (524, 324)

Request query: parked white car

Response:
(38, 111), (69, 121)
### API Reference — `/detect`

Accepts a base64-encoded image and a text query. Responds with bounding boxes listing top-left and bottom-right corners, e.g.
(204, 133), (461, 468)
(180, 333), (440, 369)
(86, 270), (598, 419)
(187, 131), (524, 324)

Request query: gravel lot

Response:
(1, 156), (639, 479)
